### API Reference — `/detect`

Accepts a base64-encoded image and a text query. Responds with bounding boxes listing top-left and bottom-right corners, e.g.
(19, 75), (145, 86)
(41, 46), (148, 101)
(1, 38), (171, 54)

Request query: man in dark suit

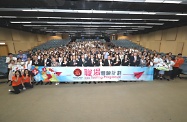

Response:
(104, 56), (113, 83)
(69, 55), (79, 84)
(78, 55), (87, 67)
(87, 55), (96, 67)
(41, 54), (52, 85)
(41, 54), (51, 67)
(68, 56), (78, 66)
(129, 53), (140, 66)
(32, 55), (40, 66)
(87, 55), (96, 84)
(104, 56), (113, 66)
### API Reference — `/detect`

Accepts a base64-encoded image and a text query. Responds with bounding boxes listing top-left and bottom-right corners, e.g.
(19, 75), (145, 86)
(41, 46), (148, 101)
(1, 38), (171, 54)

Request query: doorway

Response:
(0, 45), (9, 56)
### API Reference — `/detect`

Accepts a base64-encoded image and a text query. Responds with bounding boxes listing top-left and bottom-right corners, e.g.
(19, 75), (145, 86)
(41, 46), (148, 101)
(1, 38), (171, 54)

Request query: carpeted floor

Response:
(0, 79), (187, 122)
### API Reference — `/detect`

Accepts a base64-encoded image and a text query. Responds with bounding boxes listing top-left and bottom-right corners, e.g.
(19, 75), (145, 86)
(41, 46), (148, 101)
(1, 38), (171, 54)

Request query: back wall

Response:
(131, 26), (187, 56)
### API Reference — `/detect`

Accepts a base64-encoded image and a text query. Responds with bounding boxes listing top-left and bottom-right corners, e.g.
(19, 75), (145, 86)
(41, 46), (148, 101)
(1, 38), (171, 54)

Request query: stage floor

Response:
(0, 78), (187, 122)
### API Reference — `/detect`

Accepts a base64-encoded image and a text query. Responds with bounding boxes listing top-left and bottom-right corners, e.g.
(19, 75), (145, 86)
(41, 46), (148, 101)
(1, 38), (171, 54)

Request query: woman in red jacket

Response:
(22, 69), (33, 88)
(9, 70), (25, 94)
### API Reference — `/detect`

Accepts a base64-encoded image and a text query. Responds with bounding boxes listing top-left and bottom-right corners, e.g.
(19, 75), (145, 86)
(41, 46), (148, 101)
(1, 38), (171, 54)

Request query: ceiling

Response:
(0, 0), (187, 37)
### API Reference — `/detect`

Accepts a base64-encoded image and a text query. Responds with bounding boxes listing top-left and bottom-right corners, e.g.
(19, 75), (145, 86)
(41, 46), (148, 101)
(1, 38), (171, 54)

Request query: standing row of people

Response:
(5, 41), (185, 88)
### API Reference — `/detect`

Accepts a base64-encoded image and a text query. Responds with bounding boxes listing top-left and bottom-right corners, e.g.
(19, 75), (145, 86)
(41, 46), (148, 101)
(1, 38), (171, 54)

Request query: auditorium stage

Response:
(0, 79), (187, 122)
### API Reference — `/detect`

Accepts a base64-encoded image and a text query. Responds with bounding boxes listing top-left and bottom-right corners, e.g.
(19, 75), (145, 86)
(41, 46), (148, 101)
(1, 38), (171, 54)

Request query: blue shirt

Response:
(104, 52), (109, 59)
(17, 54), (27, 62)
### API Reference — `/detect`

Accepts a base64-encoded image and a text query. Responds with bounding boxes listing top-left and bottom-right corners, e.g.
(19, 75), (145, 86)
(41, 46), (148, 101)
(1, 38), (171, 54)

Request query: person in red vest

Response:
(9, 70), (26, 94)
(177, 53), (184, 78)
(173, 53), (184, 79)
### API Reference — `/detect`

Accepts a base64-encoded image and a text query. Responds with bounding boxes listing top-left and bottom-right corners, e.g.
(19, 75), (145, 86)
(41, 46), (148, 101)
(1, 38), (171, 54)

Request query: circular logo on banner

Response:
(74, 68), (82, 76)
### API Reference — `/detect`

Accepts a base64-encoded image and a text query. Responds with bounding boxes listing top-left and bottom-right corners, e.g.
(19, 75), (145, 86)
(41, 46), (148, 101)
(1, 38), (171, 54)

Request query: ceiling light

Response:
(12, 21), (163, 25)
(163, 1), (182, 4)
(22, 9), (38, 11)
(0, 42), (5, 45)
(0, 16), (17, 18)
(176, 13), (187, 16)
(11, 21), (31, 23)
(145, 0), (163, 3)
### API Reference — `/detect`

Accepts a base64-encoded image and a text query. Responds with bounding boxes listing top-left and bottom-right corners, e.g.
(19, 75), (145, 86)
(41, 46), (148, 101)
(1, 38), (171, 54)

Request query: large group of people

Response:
(5, 40), (185, 94)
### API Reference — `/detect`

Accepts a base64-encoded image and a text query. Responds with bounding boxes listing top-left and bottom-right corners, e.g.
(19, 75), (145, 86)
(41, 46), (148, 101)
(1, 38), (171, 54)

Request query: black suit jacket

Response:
(61, 60), (68, 67)
(96, 60), (104, 66)
(113, 58), (121, 66)
(68, 60), (78, 66)
(41, 59), (51, 66)
(122, 59), (130, 66)
(32, 59), (40, 66)
(78, 58), (87, 67)
(104, 59), (113, 66)
(87, 58), (96, 67)
(130, 56), (140, 66)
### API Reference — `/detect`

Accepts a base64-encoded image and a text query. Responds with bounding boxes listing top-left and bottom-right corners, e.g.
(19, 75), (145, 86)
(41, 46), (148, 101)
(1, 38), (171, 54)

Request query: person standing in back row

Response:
(173, 53), (184, 79)
(177, 53), (184, 78)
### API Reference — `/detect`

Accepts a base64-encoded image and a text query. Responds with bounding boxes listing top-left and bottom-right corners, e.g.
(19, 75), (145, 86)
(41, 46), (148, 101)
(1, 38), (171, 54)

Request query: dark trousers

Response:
(173, 67), (179, 78)
(10, 84), (23, 94)
(24, 83), (33, 88)
(154, 68), (159, 79)
(165, 71), (172, 79)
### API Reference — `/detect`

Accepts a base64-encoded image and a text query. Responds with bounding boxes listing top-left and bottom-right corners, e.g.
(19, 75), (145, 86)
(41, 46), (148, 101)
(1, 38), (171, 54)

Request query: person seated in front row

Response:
(9, 70), (26, 94)
(22, 69), (33, 88)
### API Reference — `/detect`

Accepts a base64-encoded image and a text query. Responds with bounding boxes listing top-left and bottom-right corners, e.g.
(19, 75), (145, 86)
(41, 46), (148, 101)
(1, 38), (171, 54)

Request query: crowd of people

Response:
(5, 40), (185, 94)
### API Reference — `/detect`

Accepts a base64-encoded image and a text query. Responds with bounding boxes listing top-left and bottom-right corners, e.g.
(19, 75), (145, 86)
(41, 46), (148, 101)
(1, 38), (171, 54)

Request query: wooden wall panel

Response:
(182, 42), (187, 56)
(6, 42), (15, 54)
(165, 28), (177, 41)
(160, 41), (176, 54)
(175, 42), (184, 54)
(131, 26), (187, 56)
(0, 28), (12, 41)
(154, 30), (162, 41)
(148, 41), (160, 52)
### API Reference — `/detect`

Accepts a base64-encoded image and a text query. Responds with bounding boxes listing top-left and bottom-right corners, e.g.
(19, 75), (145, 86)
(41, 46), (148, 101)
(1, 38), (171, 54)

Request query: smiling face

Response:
(25, 70), (29, 74)
(15, 71), (20, 77)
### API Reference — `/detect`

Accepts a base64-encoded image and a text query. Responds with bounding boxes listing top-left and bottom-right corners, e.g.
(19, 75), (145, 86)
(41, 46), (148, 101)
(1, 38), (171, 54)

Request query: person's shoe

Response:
(8, 89), (11, 92)
(36, 82), (40, 85)
(41, 82), (43, 85)
(45, 82), (49, 85)
(55, 83), (59, 85)
(160, 78), (163, 80)
(94, 82), (96, 84)
(49, 82), (52, 85)
(167, 79), (170, 81)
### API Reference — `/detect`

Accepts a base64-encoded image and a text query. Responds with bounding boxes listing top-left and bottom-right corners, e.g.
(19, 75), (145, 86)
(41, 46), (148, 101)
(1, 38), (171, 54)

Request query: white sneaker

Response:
(8, 89), (11, 92)
(55, 83), (59, 85)
(23, 87), (26, 90)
